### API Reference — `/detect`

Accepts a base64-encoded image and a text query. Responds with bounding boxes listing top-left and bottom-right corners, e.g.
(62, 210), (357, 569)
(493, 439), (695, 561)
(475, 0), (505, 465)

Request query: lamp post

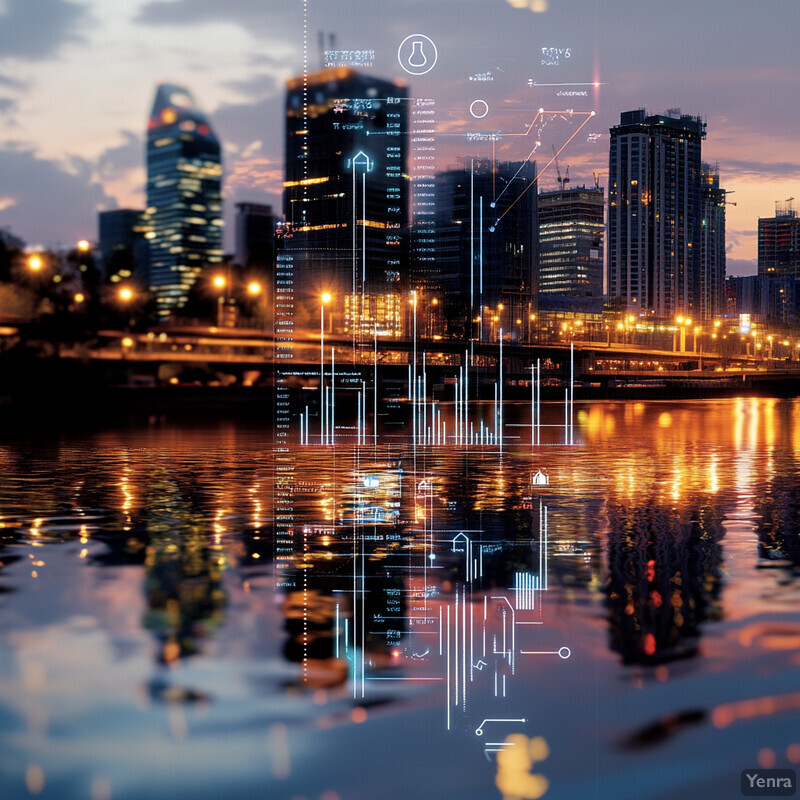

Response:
(117, 285), (135, 333)
(212, 275), (227, 327)
(247, 280), (264, 329)
(674, 316), (691, 353)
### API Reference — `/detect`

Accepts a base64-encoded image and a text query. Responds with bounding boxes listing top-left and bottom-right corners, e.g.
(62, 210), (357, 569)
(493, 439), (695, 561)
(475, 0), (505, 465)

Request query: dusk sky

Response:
(1, 0), (798, 275)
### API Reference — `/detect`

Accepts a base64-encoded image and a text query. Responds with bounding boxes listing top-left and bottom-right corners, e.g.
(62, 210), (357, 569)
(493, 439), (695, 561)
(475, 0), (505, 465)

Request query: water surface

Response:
(1, 398), (800, 799)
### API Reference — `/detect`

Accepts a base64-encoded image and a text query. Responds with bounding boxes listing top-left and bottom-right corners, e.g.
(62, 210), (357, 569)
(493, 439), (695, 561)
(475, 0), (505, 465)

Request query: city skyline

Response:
(0, 0), (798, 279)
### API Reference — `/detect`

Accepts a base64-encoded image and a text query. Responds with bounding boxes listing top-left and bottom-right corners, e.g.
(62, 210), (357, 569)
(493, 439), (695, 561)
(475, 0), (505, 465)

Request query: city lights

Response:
(0, 6), (799, 800)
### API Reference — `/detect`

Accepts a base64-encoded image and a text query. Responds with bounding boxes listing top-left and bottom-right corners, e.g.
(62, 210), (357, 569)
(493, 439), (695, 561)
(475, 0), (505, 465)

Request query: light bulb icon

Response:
(408, 40), (428, 68)
(398, 34), (438, 75)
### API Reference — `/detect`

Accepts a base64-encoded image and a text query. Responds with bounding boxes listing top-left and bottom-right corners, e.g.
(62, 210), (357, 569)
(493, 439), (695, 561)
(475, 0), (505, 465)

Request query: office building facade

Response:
(538, 186), (604, 299)
(98, 209), (151, 283)
(434, 159), (538, 340)
(608, 109), (707, 318)
(146, 83), (223, 318)
(283, 68), (408, 336)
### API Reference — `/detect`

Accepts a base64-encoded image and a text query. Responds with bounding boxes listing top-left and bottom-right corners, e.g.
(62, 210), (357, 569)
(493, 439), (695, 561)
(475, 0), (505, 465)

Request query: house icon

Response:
(530, 469), (549, 486)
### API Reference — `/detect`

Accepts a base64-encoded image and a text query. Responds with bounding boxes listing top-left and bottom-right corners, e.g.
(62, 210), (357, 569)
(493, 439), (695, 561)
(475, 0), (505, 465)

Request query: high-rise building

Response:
(235, 202), (276, 272)
(608, 109), (707, 318)
(538, 186), (604, 299)
(146, 83), (223, 318)
(699, 164), (727, 320)
(283, 68), (408, 336)
(757, 202), (800, 324)
(758, 201), (800, 281)
(434, 159), (538, 340)
(97, 209), (151, 282)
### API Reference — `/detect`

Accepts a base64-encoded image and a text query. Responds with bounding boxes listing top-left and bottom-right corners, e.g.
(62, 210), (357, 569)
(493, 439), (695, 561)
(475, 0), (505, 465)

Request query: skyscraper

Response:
(434, 159), (538, 340)
(283, 68), (408, 336)
(608, 109), (706, 318)
(759, 201), (800, 281)
(699, 164), (727, 320)
(757, 200), (800, 324)
(538, 185), (604, 299)
(146, 83), (223, 318)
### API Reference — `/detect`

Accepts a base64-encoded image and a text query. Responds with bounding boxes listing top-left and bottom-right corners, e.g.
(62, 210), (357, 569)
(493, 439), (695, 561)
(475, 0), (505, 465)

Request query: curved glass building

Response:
(146, 83), (223, 318)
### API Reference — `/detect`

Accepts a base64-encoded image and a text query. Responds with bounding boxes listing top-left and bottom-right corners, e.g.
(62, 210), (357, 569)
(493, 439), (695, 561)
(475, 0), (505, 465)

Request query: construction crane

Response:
(553, 145), (562, 190)
(552, 146), (569, 190)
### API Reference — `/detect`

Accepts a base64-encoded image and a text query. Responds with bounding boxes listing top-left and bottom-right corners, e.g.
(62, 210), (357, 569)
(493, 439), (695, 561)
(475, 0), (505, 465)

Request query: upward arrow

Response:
(352, 151), (371, 170)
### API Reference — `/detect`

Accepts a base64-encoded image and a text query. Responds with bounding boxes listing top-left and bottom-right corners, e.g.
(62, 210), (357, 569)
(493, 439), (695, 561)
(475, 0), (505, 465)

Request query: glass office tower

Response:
(146, 83), (223, 318)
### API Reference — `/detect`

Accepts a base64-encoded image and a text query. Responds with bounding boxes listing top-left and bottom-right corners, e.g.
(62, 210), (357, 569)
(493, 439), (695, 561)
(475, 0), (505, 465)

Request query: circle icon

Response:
(558, 646), (571, 660)
(398, 34), (438, 76)
(469, 99), (489, 119)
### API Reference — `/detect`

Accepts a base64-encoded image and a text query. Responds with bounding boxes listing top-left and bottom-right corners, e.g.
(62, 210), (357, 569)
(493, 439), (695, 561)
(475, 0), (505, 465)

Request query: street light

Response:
(247, 281), (262, 296)
(118, 287), (134, 303)
(28, 254), (43, 272)
(77, 240), (91, 253)
(213, 275), (227, 326)
(674, 316), (690, 352)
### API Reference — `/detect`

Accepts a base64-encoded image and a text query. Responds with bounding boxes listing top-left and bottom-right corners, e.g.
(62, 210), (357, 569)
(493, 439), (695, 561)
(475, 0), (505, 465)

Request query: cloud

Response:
(0, 73), (25, 90)
(135, 0), (298, 34)
(96, 131), (144, 182)
(0, 97), (17, 113)
(0, 145), (115, 246)
(0, 0), (91, 62)
(720, 160), (800, 182)
(222, 73), (278, 100)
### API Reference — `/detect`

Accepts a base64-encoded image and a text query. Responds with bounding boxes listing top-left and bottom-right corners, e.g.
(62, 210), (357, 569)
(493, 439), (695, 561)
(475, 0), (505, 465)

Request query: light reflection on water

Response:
(0, 398), (799, 799)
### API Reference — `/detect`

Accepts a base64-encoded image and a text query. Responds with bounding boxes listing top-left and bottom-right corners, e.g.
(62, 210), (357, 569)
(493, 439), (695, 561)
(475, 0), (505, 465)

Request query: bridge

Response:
(2, 322), (799, 401)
